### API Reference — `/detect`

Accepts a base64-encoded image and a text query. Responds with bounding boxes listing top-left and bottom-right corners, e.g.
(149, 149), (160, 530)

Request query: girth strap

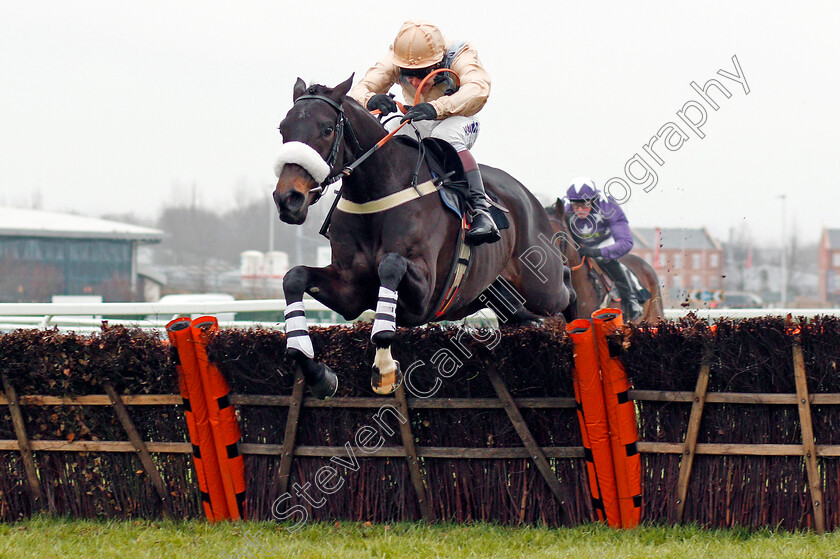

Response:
(435, 215), (473, 317)
(335, 179), (438, 215)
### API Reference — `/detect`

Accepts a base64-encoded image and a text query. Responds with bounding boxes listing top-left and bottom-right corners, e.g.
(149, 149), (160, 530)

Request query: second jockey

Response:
(564, 176), (644, 321)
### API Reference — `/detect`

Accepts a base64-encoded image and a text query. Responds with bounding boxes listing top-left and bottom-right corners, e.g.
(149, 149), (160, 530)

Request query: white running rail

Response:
(0, 298), (342, 333)
(0, 300), (837, 333)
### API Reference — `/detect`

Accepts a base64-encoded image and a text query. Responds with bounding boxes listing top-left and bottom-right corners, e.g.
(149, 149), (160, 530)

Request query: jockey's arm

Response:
(600, 206), (634, 260)
(428, 44), (491, 118)
(349, 57), (400, 109)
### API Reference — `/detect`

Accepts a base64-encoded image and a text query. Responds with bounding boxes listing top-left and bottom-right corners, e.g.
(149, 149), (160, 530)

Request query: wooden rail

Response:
(1, 349), (836, 529)
(674, 346), (713, 522)
(5, 387), (840, 459)
(7, 392), (840, 408)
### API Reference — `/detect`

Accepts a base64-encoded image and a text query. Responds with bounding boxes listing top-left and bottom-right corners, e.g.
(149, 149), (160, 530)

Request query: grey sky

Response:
(1, 1), (837, 247)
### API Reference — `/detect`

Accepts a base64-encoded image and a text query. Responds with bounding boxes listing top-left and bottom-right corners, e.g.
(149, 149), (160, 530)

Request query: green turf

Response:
(0, 516), (838, 559)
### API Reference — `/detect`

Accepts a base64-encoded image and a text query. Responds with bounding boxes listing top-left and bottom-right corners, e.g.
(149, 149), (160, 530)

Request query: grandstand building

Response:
(0, 207), (163, 302)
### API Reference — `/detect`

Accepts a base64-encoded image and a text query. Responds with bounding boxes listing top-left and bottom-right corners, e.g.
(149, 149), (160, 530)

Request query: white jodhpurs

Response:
(386, 115), (480, 151)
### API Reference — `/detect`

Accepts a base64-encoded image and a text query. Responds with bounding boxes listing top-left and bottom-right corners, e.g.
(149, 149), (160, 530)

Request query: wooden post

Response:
(486, 366), (571, 524)
(104, 383), (173, 518)
(675, 346), (713, 523)
(2, 376), (47, 513)
(792, 342), (825, 534)
(277, 369), (305, 496)
(393, 382), (433, 522)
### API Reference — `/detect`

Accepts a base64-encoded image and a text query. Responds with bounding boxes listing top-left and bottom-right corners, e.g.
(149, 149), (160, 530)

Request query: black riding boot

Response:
(464, 169), (501, 246)
(600, 259), (643, 322)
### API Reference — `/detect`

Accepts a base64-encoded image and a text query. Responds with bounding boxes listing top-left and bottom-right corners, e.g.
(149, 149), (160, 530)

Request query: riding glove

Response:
(367, 94), (397, 115)
(578, 246), (602, 258)
(401, 102), (437, 122)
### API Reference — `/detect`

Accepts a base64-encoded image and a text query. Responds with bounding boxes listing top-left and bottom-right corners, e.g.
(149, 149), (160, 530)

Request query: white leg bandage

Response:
(371, 286), (398, 338)
(285, 301), (314, 358)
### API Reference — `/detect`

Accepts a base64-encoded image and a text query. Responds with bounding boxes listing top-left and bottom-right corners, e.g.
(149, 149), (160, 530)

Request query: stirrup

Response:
(624, 300), (643, 321)
(466, 210), (500, 245)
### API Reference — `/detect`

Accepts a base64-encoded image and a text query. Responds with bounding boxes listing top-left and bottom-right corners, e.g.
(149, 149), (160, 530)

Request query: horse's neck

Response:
(342, 101), (425, 203)
(553, 218), (584, 270)
(558, 220), (602, 301)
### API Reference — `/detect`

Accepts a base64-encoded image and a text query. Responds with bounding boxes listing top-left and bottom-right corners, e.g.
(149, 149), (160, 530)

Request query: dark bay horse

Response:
(545, 199), (664, 324)
(274, 75), (573, 397)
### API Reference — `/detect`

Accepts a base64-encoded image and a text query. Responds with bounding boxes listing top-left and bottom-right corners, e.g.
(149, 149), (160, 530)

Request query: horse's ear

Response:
(331, 74), (355, 100)
(554, 197), (565, 215)
(293, 78), (307, 101)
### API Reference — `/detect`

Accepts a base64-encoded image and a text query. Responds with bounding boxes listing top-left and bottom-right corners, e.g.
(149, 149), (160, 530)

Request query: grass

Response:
(0, 516), (838, 559)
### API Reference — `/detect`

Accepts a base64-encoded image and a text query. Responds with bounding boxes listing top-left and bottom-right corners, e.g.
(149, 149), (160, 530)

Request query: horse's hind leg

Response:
(283, 266), (339, 399)
(370, 253), (407, 395)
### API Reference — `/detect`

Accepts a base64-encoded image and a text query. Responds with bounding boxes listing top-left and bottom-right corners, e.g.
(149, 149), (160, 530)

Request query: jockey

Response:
(349, 20), (499, 246)
(564, 177), (644, 321)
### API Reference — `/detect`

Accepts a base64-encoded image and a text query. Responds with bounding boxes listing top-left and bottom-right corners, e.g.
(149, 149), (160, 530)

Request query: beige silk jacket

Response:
(349, 39), (491, 119)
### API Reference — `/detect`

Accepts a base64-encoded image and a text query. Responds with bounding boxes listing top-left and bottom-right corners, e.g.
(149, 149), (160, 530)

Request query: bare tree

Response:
(782, 223), (818, 300)
(724, 224), (753, 292)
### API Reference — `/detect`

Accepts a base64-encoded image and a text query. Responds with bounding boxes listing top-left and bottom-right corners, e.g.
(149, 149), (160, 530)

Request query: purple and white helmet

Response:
(565, 177), (599, 202)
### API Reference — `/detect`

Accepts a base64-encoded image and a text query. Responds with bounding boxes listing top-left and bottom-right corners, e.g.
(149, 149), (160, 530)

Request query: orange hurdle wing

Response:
(167, 317), (230, 522)
(566, 319), (621, 527)
(591, 308), (642, 529)
(190, 316), (247, 521)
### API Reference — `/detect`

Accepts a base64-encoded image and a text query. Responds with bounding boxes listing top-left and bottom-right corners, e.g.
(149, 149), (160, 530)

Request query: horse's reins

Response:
(344, 68), (459, 179)
(301, 68), (459, 238)
(548, 215), (587, 271)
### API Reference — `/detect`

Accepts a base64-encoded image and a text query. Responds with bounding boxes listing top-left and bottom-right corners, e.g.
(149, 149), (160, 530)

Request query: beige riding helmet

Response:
(389, 20), (445, 69)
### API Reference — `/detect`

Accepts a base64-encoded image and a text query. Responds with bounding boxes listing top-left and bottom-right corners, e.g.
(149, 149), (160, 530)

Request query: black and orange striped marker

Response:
(591, 308), (642, 529)
(190, 316), (247, 521)
(567, 318), (621, 527)
(167, 317), (230, 522)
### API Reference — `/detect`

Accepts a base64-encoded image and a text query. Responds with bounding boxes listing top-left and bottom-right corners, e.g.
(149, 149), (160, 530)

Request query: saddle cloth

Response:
(393, 136), (509, 230)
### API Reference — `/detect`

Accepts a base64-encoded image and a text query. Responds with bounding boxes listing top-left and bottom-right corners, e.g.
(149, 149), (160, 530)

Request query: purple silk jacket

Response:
(564, 196), (634, 260)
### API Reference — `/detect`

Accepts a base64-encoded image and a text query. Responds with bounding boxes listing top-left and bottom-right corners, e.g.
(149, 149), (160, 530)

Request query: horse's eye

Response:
(323, 126), (334, 137)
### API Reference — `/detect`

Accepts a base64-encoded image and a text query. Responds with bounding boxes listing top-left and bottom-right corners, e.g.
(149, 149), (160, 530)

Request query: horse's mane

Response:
(304, 82), (388, 132)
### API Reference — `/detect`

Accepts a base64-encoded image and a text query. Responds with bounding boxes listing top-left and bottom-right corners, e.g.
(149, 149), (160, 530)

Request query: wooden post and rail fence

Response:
(0, 316), (837, 530)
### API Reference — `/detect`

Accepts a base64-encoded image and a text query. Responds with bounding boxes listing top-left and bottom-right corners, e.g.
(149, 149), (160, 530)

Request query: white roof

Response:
(0, 207), (163, 242)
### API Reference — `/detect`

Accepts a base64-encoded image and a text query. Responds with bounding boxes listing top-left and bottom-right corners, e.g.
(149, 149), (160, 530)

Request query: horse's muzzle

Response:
(274, 189), (308, 224)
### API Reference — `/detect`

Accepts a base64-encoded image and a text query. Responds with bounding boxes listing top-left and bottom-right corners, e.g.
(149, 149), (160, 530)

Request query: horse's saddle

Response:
(394, 136), (510, 231)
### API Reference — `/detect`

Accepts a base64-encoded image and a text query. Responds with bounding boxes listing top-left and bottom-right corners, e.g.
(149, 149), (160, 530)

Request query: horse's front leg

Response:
(370, 253), (409, 395)
(283, 265), (359, 399)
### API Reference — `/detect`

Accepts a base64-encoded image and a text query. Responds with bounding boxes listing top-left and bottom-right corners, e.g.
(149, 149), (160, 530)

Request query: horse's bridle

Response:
(288, 89), (432, 239)
(289, 93), (363, 202)
(548, 216), (566, 248)
(549, 215), (587, 271)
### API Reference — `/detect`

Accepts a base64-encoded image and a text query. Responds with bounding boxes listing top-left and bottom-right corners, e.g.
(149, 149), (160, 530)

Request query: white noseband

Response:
(274, 141), (331, 184)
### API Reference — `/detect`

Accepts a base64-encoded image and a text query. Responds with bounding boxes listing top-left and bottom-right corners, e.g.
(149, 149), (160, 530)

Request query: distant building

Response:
(819, 228), (840, 306)
(239, 250), (288, 297)
(631, 227), (724, 306)
(0, 207), (163, 302)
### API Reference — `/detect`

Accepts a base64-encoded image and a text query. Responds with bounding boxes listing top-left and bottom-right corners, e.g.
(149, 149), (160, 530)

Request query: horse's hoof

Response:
(309, 363), (338, 399)
(371, 330), (396, 348)
(371, 360), (401, 395)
